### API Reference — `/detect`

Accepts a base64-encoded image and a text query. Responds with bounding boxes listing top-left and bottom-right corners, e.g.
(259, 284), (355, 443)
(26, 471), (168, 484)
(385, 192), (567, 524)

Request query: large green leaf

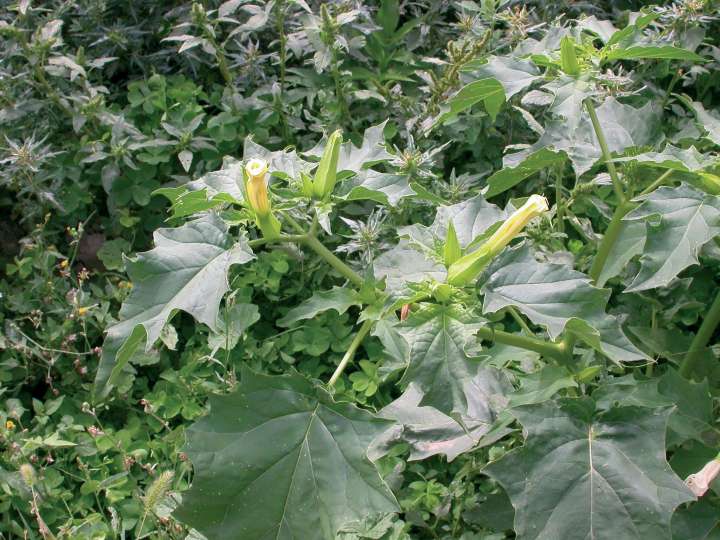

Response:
(307, 121), (393, 174)
(401, 194), (507, 258)
(485, 398), (695, 540)
(615, 144), (718, 173)
(339, 170), (414, 206)
(624, 184), (720, 291)
(397, 304), (486, 418)
(372, 367), (511, 462)
(481, 246), (647, 363)
(596, 220), (646, 287)
(683, 100), (720, 146)
(504, 98), (660, 177)
(374, 242), (446, 296)
(174, 368), (398, 539)
(94, 214), (254, 397)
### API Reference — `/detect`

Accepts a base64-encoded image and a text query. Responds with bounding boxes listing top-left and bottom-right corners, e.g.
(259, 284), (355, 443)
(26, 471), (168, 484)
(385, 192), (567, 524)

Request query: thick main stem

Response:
(588, 200), (633, 282)
(585, 99), (625, 203)
(477, 326), (566, 361)
(679, 288), (720, 379)
(329, 319), (374, 385)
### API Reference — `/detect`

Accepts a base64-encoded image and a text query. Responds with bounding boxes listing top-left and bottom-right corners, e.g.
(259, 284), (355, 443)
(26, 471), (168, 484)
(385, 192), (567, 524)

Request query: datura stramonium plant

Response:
(447, 194), (549, 286)
(245, 158), (281, 239)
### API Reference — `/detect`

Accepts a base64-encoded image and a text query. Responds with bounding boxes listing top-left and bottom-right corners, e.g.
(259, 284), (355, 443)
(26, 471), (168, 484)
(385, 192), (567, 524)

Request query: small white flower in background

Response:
(685, 455), (720, 497)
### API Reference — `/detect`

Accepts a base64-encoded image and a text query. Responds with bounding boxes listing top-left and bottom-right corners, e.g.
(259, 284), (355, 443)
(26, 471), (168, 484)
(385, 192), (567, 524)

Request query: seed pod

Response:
(443, 221), (462, 268)
(245, 158), (281, 239)
(312, 130), (342, 200)
(447, 195), (548, 286)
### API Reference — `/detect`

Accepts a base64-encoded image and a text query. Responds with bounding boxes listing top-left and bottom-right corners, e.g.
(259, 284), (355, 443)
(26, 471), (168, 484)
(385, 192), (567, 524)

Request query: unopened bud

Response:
(447, 195), (548, 286)
(312, 130), (342, 200)
(245, 158), (281, 239)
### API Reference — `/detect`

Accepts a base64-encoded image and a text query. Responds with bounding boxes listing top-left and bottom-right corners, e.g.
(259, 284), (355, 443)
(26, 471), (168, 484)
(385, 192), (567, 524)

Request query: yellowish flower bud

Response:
(5, 420), (15, 430)
(244, 158), (281, 240)
(447, 195), (548, 286)
(245, 158), (271, 217)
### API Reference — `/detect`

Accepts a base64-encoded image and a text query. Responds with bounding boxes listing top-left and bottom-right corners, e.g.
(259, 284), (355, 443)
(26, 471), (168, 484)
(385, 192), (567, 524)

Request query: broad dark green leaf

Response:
(397, 304), (485, 418)
(437, 78), (505, 124)
(684, 100), (720, 146)
(372, 367), (511, 462)
(671, 500), (720, 540)
(94, 214), (254, 397)
(481, 246), (647, 363)
(615, 144), (718, 173)
(596, 220), (646, 287)
(174, 368), (398, 539)
(485, 398), (695, 540)
(625, 184), (720, 291)
(278, 287), (360, 327)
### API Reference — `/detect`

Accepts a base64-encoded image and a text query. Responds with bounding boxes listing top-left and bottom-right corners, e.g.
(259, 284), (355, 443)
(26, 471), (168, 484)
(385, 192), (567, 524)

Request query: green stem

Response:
(555, 163), (565, 234)
(275, 0), (290, 141)
(588, 200), (633, 283)
(477, 326), (566, 361)
(679, 288), (720, 379)
(302, 235), (364, 287)
(328, 319), (374, 385)
(585, 99), (625, 203)
(507, 306), (533, 337)
(638, 169), (673, 197)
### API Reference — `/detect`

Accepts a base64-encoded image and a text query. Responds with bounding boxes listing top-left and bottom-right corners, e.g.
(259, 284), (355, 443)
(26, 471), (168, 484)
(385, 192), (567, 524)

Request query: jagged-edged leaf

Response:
(485, 398), (695, 540)
(504, 98), (661, 177)
(339, 170), (414, 206)
(440, 56), (541, 124)
(683, 100), (720, 146)
(374, 242), (446, 296)
(508, 365), (578, 407)
(174, 368), (398, 539)
(596, 220), (646, 287)
(615, 144), (718, 173)
(594, 370), (718, 447)
(481, 246), (647, 363)
(543, 77), (592, 130)
(624, 184), (720, 291)
(94, 214), (254, 397)
(401, 194), (507, 257)
(578, 15), (618, 43)
(244, 136), (313, 180)
(671, 500), (720, 540)
(396, 304), (486, 418)
(278, 287), (360, 327)
(473, 56), (542, 101)
(605, 45), (704, 61)
(486, 148), (565, 198)
(307, 122), (393, 174)
(372, 367), (511, 462)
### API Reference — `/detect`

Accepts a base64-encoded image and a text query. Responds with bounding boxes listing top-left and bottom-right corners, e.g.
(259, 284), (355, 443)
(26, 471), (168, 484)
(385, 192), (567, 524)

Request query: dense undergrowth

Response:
(1, 1), (720, 539)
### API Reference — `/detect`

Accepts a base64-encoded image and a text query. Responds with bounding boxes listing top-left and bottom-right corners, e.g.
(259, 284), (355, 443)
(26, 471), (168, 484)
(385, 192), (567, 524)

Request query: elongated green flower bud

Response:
(312, 130), (342, 200)
(443, 221), (462, 268)
(560, 37), (581, 76)
(245, 158), (281, 239)
(447, 195), (548, 286)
